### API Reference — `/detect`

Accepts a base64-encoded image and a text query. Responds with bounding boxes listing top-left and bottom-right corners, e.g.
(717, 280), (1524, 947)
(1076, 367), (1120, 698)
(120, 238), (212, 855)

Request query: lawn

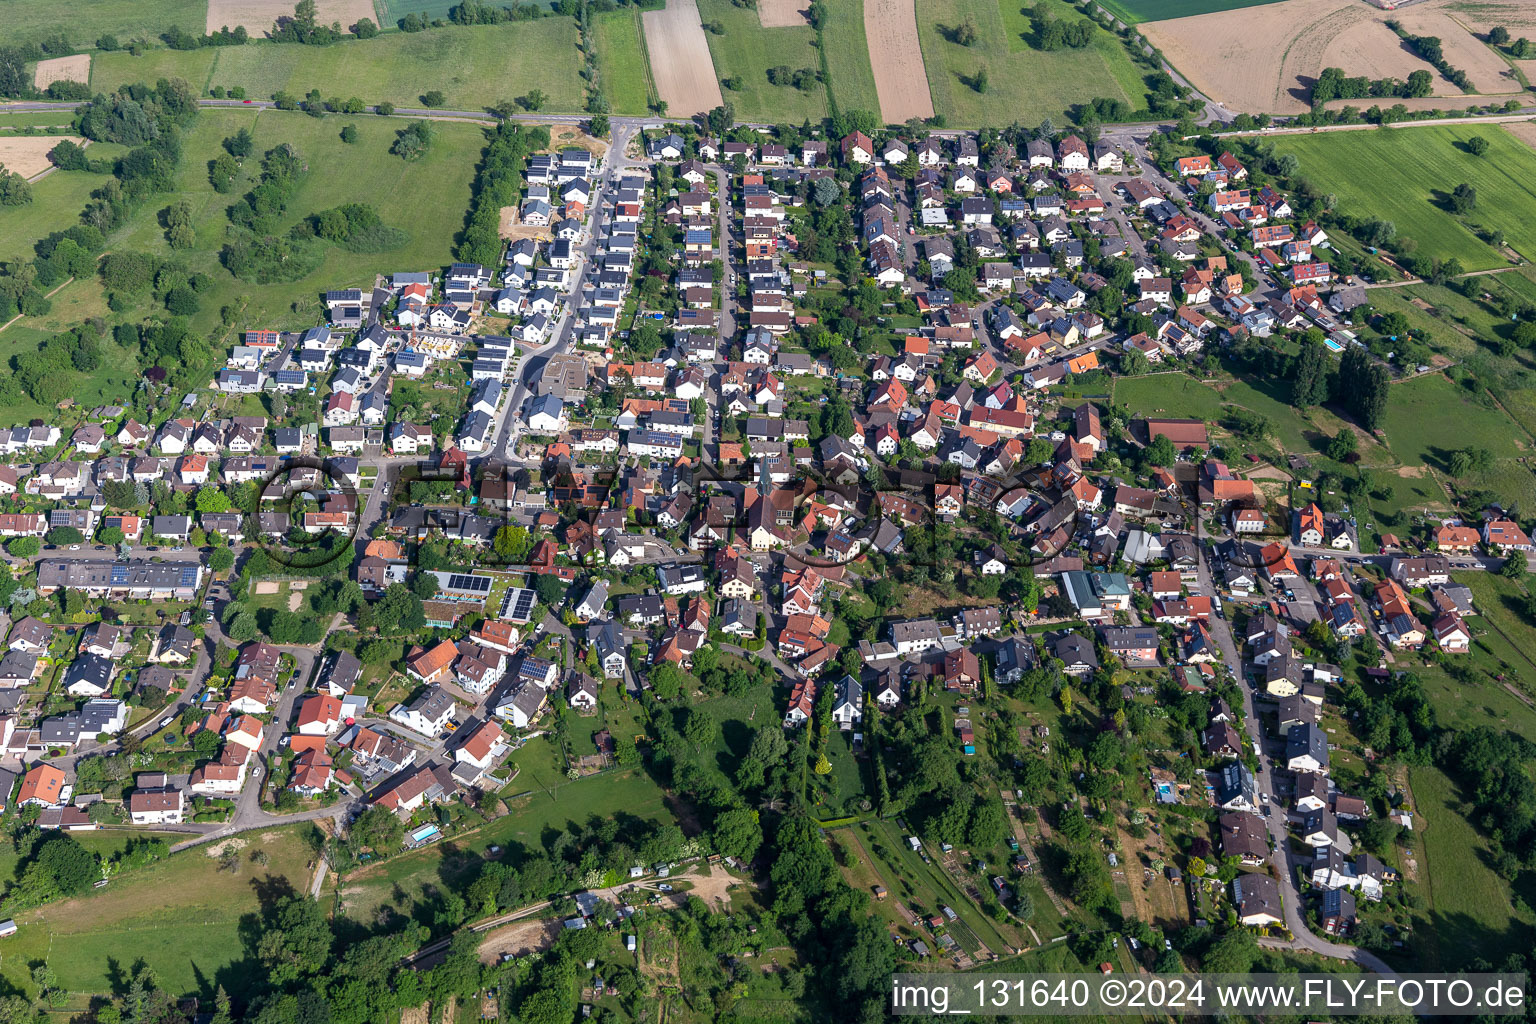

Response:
(1112, 371), (1224, 420)
(817, 0), (882, 118)
(339, 768), (673, 923)
(591, 8), (654, 116)
(1273, 126), (1536, 272)
(1378, 372), (1527, 470)
(1090, 0), (1286, 24)
(103, 106), (484, 337)
(6, 0), (206, 45)
(921, 0), (1153, 127)
(697, 0), (829, 124)
(95, 21), (586, 113)
(0, 827), (317, 1002)
(1408, 765), (1536, 969)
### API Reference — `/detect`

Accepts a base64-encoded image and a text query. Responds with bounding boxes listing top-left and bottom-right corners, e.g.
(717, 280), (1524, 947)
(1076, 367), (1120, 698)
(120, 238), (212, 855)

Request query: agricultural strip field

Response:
(1273, 125), (1536, 272)
(2, 0), (206, 45)
(0, 829), (316, 1003)
(1091, 0), (1284, 26)
(695, 0), (826, 123)
(819, 0), (884, 118)
(642, 0), (726, 117)
(94, 21), (585, 113)
(922, 0), (1152, 127)
(1141, 0), (1461, 115)
(864, 0), (934, 122)
(591, 8), (654, 116)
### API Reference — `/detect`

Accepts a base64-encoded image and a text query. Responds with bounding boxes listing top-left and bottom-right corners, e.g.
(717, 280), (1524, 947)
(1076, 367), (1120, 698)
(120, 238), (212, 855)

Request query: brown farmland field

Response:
(758, 0), (808, 27)
(1390, 8), (1522, 94)
(643, 0), (725, 115)
(205, 0), (376, 35)
(32, 54), (90, 89)
(0, 136), (83, 178)
(865, 0), (933, 121)
(1143, 0), (1466, 114)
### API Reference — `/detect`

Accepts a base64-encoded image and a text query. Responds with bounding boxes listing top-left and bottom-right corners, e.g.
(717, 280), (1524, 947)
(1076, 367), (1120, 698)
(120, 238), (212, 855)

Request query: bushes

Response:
(303, 203), (409, 252)
(221, 232), (325, 284)
(390, 119), (434, 160)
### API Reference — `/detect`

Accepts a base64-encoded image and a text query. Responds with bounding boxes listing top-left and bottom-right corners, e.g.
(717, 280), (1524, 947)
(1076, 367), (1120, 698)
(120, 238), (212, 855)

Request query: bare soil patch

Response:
(206, 0), (375, 36)
(1143, 0), (1459, 115)
(498, 207), (553, 242)
(1390, 9), (1521, 94)
(758, 0), (809, 27)
(0, 136), (83, 179)
(540, 124), (611, 158)
(643, 0), (724, 116)
(204, 837), (248, 858)
(33, 54), (90, 90)
(477, 917), (561, 962)
(1444, 0), (1536, 36)
(864, 0), (934, 122)
(287, 591), (303, 612)
(1501, 120), (1536, 154)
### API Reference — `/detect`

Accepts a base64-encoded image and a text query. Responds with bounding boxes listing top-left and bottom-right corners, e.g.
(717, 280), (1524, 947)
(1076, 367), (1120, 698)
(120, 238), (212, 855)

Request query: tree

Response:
(1489, 25), (1510, 45)
(588, 113), (609, 138)
(354, 16), (378, 37)
(1449, 182), (1477, 215)
(210, 547), (235, 572)
(1328, 428), (1357, 462)
(711, 807), (763, 860)
(1291, 334), (1331, 407)
(340, 123), (358, 144)
(1145, 433), (1176, 467)
(420, 89), (446, 107)
(1467, 135), (1490, 157)
(7, 537), (39, 558)
(1202, 929), (1258, 973)
(1501, 553), (1528, 580)
(521, 88), (548, 111)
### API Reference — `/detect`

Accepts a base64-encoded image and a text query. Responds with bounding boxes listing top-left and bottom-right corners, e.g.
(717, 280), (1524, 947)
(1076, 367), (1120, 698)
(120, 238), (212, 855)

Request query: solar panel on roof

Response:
(504, 588), (537, 622)
(445, 574), (492, 594)
(110, 566), (129, 584)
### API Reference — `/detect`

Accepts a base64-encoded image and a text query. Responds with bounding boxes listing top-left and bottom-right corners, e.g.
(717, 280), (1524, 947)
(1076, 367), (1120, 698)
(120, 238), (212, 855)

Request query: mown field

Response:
(696, 0), (830, 123)
(1379, 372), (1529, 469)
(817, 0), (882, 118)
(4, 0), (206, 45)
(0, 828), (317, 1003)
(1273, 126), (1536, 272)
(1091, 0), (1287, 25)
(1408, 765), (1536, 968)
(920, 0), (1152, 125)
(591, 8), (654, 116)
(94, 21), (585, 113)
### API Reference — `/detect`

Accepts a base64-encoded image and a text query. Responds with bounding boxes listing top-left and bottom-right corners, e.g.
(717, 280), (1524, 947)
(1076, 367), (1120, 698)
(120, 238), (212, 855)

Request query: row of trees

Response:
(457, 121), (550, 268)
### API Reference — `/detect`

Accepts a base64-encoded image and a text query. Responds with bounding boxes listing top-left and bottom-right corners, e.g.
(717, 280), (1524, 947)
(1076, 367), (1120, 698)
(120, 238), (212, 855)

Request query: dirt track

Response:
(864, 0), (933, 122)
(642, 0), (724, 116)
